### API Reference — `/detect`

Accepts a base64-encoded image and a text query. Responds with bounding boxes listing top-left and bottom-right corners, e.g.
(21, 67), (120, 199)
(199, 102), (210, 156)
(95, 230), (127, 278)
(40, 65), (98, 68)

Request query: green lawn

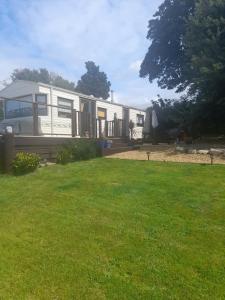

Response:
(0, 159), (225, 299)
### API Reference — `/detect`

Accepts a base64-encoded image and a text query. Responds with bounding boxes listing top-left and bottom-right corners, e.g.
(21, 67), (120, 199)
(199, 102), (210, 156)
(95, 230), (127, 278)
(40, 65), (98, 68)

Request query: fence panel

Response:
(1, 134), (99, 173)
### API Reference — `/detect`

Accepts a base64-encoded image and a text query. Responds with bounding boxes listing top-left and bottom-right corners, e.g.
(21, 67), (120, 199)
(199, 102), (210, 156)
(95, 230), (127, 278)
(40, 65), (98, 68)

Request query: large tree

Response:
(11, 68), (76, 91)
(141, 0), (225, 135)
(75, 61), (111, 99)
(185, 0), (225, 100)
(140, 0), (195, 92)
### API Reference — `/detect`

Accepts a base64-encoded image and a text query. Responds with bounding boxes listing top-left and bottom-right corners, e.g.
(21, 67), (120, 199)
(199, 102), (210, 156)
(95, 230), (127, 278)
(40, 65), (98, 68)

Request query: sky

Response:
(0, 0), (178, 109)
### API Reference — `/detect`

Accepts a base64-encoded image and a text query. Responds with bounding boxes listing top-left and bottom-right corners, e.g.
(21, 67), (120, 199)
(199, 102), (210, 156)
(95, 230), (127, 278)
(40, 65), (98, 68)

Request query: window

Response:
(97, 107), (106, 119)
(5, 95), (33, 119)
(4, 94), (48, 119)
(36, 94), (47, 116)
(58, 97), (73, 118)
(136, 114), (144, 127)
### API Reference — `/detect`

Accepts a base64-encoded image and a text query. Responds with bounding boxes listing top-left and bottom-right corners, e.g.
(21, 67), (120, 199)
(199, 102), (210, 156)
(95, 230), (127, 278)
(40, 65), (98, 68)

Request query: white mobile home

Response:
(0, 80), (145, 139)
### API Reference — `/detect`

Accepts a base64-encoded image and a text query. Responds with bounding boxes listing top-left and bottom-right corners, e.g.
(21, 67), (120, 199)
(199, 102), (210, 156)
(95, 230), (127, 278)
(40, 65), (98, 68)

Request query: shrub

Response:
(56, 146), (72, 165)
(56, 139), (102, 164)
(12, 152), (40, 175)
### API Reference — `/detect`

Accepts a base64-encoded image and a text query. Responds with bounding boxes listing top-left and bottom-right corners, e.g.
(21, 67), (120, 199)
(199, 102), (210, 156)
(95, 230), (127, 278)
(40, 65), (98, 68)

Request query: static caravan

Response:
(0, 80), (145, 139)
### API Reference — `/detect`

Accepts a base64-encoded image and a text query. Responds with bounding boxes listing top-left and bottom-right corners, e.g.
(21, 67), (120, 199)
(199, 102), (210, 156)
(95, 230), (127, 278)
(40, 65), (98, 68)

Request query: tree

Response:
(185, 0), (225, 101)
(141, 0), (225, 135)
(50, 73), (76, 91)
(75, 61), (111, 99)
(11, 68), (76, 91)
(140, 0), (195, 92)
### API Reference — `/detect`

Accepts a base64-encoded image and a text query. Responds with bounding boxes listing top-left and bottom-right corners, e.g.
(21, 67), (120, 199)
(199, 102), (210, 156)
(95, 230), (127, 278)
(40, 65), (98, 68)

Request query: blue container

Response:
(98, 140), (107, 149)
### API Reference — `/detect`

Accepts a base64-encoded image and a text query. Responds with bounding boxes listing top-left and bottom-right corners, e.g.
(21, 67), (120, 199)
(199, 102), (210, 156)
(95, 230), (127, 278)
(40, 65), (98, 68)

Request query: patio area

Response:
(106, 145), (225, 165)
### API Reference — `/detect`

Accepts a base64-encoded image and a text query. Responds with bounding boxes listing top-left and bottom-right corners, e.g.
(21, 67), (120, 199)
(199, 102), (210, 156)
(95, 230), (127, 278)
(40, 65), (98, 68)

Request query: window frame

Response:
(136, 114), (144, 127)
(97, 107), (107, 120)
(4, 94), (33, 119)
(35, 94), (48, 116)
(57, 97), (73, 119)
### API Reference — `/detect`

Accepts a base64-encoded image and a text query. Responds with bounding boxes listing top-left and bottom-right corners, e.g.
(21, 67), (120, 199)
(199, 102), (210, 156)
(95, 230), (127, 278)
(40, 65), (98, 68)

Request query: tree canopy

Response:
(11, 68), (76, 91)
(185, 0), (225, 102)
(75, 61), (111, 100)
(141, 0), (225, 136)
(140, 0), (195, 92)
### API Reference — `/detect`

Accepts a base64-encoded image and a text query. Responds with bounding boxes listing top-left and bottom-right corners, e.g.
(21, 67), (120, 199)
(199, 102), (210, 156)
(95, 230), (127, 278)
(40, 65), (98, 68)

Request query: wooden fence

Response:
(0, 134), (99, 173)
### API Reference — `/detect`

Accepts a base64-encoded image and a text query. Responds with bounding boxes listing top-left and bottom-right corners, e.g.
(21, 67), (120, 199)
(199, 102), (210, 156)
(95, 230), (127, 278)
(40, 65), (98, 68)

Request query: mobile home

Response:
(0, 80), (145, 139)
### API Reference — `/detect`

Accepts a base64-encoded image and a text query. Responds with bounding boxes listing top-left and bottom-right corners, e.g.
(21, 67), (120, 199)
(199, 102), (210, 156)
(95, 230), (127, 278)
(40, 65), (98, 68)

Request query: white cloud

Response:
(129, 60), (142, 72)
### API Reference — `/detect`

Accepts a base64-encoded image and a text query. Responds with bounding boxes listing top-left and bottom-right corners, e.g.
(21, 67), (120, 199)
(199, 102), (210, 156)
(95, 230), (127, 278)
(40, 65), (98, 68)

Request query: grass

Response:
(0, 158), (225, 299)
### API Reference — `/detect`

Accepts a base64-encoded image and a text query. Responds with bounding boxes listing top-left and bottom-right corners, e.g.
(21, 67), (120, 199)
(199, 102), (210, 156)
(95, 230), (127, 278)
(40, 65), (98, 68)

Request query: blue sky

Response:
(0, 0), (178, 108)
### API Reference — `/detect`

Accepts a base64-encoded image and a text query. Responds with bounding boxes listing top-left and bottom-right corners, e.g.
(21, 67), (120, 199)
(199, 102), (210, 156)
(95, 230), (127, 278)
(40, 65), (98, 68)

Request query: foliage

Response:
(50, 72), (76, 91)
(185, 0), (225, 101)
(0, 159), (225, 298)
(75, 61), (111, 99)
(12, 152), (40, 175)
(140, 0), (196, 92)
(11, 68), (76, 91)
(70, 139), (101, 161)
(142, 0), (225, 136)
(148, 93), (225, 139)
(56, 146), (72, 165)
(56, 139), (101, 164)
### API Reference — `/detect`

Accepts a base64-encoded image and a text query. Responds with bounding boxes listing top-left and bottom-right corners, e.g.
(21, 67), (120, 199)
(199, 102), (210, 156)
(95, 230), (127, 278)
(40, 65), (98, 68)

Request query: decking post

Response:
(99, 119), (102, 138)
(91, 102), (96, 138)
(3, 132), (15, 173)
(105, 121), (108, 137)
(71, 109), (77, 137)
(114, 119), (118, 137)
(89, 112), (93, 138)
(32, 102), (39, 136)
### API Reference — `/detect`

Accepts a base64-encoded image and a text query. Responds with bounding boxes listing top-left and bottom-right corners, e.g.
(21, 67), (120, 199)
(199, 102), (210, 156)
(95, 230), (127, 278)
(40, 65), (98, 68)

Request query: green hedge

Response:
(56, 139), (102, 164)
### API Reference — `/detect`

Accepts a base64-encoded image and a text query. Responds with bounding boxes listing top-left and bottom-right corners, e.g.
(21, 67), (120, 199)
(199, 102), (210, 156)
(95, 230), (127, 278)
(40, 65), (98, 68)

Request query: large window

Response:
(58, 97), (73, 118)
(136, 114), (144, 127)
(5, 95), (33, 119)
(5, 94), (48, 119)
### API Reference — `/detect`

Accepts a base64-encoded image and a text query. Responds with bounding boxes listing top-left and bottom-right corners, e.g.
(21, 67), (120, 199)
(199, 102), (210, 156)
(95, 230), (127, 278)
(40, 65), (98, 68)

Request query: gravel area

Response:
(107, 149), (225, 165)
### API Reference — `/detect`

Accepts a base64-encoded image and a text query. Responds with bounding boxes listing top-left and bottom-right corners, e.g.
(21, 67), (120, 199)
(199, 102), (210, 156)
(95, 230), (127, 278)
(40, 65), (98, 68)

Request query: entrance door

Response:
(80, 98), (96, 137)
(123, 108), (129, 137)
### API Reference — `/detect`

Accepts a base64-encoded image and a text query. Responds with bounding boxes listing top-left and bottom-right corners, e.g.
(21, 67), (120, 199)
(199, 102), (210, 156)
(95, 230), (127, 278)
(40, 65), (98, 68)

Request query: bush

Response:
(56, 139), (102, 164)
(56, 146), (72, 165)
(12, 152), (40, 175)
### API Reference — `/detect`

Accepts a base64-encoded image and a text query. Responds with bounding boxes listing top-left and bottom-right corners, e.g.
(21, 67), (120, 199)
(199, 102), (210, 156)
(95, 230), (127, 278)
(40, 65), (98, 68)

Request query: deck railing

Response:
(0, 98), (128, 138)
